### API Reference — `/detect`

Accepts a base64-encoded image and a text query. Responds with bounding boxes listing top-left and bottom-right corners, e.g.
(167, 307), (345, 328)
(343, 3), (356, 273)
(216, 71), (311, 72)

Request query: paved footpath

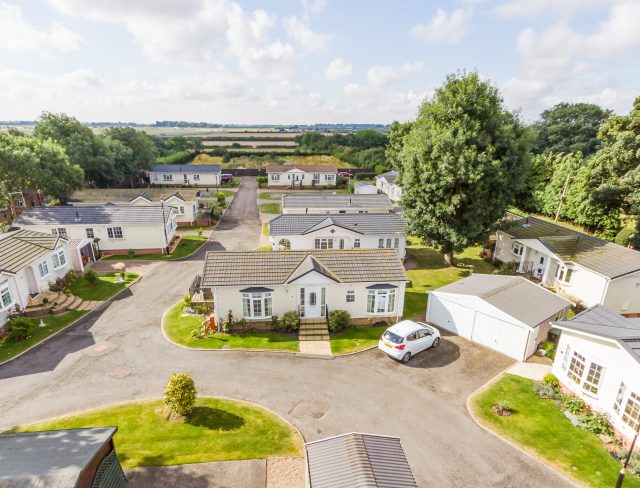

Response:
(0, 178), (573, 488)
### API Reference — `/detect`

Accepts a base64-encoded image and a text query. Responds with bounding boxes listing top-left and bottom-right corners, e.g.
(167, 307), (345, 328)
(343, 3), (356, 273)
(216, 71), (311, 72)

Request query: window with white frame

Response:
(367, 289), (396, 314)
(51, 228), (68, 239)
(339, 238), (345, 249)
(325, 174), (334, 181)
(512, 242), (524, 256)
(562, 344), (572, 370)
(567, 351), (586, 384)
(378, 238), (384, 248)
(242, 292), (272, 319)
(613, 382), (627, 414)
(163, 174), (173, 181)
(178, 206), (185, 215)
(393, 237), (399, 249)
(183, 174), (188, 183)
(107, 227), (124, 239)
(272, 174), (280, 181)
(38, 261), (49, 278)
(0, 282), (13, 310)
(346, 290), (355, 303)
(622, 392), (640, 430)
(52, 249), (67, 269)
(583, 362), (604, 394)
(354, 238), (361, 248)
(314, 238), (333, 250)
(85, 228), (94, 239)
(564, 349), (604, 394)
(193, 174), (200, 181)
(555, 264), (574, 283)
(313, 173), (320, 184)
(192, 204), (196, 213)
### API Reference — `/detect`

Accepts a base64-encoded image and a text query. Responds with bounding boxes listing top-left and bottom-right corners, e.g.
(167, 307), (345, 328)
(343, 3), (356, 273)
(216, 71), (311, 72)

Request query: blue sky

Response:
(1, 0), (639, 124)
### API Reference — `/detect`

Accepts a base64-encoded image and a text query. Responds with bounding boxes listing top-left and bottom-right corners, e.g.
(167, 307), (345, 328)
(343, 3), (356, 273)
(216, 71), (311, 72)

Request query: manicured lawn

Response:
(105, 235), (208, 261)
(258, 192), (280, 200)
(0, 311), (87, 364)
(259, 203), (281, 214)
(403, 242), (496, 320)
(69, 272), (139, 301)
(330, 326), (386, 354)
(471, 374), (640, 488)
(255, 245), (272, 251)
(9, 398), (302, 468)
(262, 222), (269, 236)
(163, 301), (299, 351)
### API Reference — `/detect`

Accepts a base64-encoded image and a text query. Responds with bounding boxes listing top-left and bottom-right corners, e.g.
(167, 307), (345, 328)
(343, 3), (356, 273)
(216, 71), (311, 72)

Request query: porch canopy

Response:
(67, 238), (95, 272)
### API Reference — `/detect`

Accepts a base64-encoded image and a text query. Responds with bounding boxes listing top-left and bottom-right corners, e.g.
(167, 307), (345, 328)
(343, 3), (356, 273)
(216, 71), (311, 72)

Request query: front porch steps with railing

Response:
(298, 317), (330, 342)
(24, 291), (100, 318)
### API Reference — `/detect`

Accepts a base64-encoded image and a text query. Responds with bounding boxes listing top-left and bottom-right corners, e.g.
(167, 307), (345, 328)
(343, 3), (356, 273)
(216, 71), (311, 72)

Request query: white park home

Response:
(148, 164), (221, 186)
(198, 249), (408, 327)
(376, 171), (402, 203)
(354, 181), (378, 195)
(281, 194), (393, 214)
(426, 274), (571, 360)
(0, 230), (72, 328)
(494, 215), (640, 317)
(269, 213), (407, 258)
(552, 306), (640, 448)
(16, 204), (177, 256)
(266, 164), (337, 188)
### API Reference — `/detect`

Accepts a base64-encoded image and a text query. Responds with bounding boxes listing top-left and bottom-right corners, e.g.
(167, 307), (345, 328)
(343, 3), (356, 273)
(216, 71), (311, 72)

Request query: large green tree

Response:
(533, 102), (611, 156)
(385, 121), (413, 170)
(104, 127), (158, 185)
(0, 132), (83, 209)
(399, 72), (529, 264)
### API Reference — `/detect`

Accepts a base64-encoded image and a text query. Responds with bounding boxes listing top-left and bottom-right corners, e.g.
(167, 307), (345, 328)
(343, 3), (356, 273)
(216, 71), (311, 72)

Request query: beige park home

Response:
(281, 194), (393, 214)
(266, 164), (337, 188)
(198, 249), (408, 327)
(148, 164), (221, 186)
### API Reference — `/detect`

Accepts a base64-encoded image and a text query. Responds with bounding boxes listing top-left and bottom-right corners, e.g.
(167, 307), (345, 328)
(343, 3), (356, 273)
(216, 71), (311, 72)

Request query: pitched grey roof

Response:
(0, 427), (117, 488)
(0, 230), (61, 274)
(306, 433), (418, 488)
(70, 188), (199, 203)
(282, 194), (393, 210)
(201, 249), (408, 287)
(503, 215), (640, 279)
(266, 164), (337, 173)
(555, 305), (640, 364)
(269, 213), (406, 236)
(150, 164), (220, 173)
(377, 170), (398, 184)
(16, 204), (175, 226)
(355, 181), (376, 188)
(434, 274), (571, 328)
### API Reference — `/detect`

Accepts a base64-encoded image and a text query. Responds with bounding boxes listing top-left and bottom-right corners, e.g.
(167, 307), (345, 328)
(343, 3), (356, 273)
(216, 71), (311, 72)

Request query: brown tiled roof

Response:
(503, 215), (640, 279)
(201, 249), (408, 287)
(0, 230), (61, 274)
(265, 164), (337, 173)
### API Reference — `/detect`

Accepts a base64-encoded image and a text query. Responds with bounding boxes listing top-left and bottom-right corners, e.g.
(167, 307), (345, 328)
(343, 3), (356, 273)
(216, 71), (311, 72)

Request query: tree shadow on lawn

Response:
(188, 406), (245, 431)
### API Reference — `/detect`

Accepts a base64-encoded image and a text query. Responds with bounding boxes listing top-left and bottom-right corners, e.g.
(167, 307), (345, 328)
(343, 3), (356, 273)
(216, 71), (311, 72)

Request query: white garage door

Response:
(471, 313), (528, 360)
(427, 295), (475, 338)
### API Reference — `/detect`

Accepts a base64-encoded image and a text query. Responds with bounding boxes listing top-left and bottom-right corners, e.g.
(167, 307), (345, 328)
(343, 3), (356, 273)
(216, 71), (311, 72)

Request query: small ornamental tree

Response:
(163, 373), (197, 417)
(84, 268), (99, 286)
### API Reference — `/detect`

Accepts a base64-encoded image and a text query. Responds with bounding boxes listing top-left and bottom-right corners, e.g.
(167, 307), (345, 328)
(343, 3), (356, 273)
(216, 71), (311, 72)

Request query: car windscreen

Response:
(383, 330), (403, 344)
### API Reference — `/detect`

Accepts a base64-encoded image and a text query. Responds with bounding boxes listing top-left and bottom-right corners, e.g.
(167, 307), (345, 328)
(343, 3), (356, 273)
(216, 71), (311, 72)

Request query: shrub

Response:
(211, 208), (222, 220)
(184, 294), (192, 308)
(194, 304), (211, 316)
(355, 172), (376, 180)
(42, 297), (49, 305)
(560, 393), (589, 415)
(163, 373), (197, 417)
(120, 271), (126, 279)
(197, 228), (203, 236)
(84, 268), (99, 286)
(543, 373), (559, 389)
(127, 248), (135, 258)
(280, 311), (299, 332)
(539, 340), (556, 360)
(615, 227), (635, 247)
(271, 314), (280, 330)
(256, 176), (268, 188)
(496, 261), (518, 275)
(493, 400), (512, 416)
(328, 309), (351, 332)
(8, 317), (34, 342)
(578, 411), (614, 436)
(534, 382), (559, 400)
(48, 271), (76, 292)
(217, 193), (226, 205)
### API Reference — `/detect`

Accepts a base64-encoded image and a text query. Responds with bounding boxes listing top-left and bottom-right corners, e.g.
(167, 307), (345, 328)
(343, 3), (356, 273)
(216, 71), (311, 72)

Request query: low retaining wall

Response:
(101, 248), (166, 256)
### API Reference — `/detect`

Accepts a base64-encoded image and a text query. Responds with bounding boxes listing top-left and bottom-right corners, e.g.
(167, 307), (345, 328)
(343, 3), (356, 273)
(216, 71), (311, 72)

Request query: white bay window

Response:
(367, 288), (396, 314)
(0, 283), (13, 310)
(242, 291), (272, 319)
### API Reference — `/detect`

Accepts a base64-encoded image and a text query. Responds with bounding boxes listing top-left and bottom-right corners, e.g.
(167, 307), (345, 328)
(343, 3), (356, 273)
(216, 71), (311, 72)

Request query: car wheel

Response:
(432, 337), (441, 348)
(401, 352), (411, 363)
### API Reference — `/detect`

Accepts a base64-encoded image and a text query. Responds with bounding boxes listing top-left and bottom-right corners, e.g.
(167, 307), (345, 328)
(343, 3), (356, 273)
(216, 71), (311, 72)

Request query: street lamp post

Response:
(616, 422), (640, 488)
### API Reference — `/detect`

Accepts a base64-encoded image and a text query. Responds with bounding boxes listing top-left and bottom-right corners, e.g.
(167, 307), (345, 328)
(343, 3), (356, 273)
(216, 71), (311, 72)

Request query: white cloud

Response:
(0, 2), (83, 59)
(284, 15), (332, 52)
(366, 61), (423, 87)
(301, 0), (327, 16)
(411, 8), (472, 43)
(494, 0), (606, 19)
(325, 57), (352, 80)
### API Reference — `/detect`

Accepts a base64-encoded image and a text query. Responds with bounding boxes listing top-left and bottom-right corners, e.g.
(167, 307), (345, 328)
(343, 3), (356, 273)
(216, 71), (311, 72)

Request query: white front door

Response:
(305, 287), (322, 317)
(534, 255), (545, 278)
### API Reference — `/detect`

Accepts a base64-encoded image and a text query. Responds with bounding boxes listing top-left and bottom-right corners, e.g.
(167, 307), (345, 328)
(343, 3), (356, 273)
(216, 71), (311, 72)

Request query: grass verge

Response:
(330, 326), (386, 354)
(259, 203), (281, 214)
(470, 374), (640, 488)
(163, 301), (299, 351)
(104, 235), (208, 261)
(0, 310), (87, 364)
(262, 222), (269, 236)
(8, 398), (302, 468)
(69, 272), (139, 301)
(258, 192), (280, 200)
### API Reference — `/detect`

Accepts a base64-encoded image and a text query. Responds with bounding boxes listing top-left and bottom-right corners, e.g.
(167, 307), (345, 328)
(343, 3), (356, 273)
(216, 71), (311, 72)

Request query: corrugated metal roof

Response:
(0, 427), (117, 488)
(265, 164), (337, 173)
(504, 216), (640, 278)
(201, 249), (408, 287)
(149, 164), (220, 173)
(269, 213), (406, 236)
(282, 194), (393, 210)
(16, 204), (175, 226)
(0, 230), (61, 274)
(434, 274), (571, 328)
(306, 433), (418, 488)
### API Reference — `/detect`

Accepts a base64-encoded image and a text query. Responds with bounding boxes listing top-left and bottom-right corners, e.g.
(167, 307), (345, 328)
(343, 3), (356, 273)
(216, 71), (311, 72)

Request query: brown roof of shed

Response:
(201, 249), (408, 287)
(265, 164), (337, 173)
(0, 230), (62, 274)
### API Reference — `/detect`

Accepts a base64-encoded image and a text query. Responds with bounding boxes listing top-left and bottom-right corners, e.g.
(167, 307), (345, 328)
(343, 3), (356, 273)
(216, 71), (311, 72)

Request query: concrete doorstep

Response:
(298, 340), (332, 355)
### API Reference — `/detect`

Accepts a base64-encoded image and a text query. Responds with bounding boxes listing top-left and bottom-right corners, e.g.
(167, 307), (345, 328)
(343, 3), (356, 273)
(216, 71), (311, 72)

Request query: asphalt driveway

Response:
(0, 178), (572, 487)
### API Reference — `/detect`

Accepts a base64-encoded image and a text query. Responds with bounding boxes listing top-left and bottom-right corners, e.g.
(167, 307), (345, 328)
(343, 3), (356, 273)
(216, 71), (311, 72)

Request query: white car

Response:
(378, 320), (441, 363)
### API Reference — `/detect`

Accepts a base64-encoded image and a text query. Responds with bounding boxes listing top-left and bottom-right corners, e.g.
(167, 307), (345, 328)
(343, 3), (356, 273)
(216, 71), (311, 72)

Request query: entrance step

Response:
(298, 317), (329, 342)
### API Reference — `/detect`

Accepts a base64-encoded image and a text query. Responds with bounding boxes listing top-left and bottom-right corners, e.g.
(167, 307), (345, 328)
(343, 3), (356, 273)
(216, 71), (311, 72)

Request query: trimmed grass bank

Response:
(105, 235), (208, 261)
(9, 398), (302, 468)
(0, 311), (87, 364)
(259, 203), (281, 214)
(163, 301), (299, 351)
(330, 326), (386, 354)
(69, 272), (139, 301)
(470, 374), (640, 488)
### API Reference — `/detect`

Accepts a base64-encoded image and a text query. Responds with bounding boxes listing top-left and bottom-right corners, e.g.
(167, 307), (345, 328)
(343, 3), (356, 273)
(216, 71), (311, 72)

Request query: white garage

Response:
(426, 275), (571, 361)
